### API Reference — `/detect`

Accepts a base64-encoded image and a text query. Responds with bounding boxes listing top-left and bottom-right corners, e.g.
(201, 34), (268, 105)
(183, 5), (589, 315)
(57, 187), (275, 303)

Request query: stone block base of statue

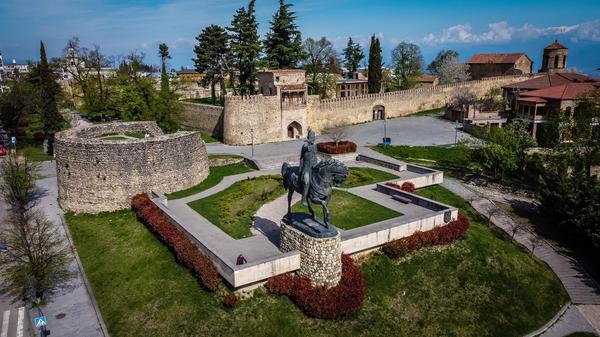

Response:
(280, 213), (342, 288)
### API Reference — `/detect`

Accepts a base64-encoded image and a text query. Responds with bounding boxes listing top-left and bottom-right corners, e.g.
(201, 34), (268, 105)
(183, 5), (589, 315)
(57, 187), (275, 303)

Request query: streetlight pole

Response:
(250, 128), (254, 158)
(383, 117), (387, 146)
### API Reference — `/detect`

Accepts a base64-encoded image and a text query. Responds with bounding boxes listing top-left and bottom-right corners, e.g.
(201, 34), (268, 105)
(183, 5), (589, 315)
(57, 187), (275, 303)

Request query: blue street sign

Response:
(10, 136), (16, 144)
(34, 316), (47, 328)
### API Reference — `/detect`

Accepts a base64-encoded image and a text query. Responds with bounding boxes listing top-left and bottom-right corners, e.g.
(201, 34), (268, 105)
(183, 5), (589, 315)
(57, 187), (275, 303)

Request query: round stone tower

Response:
(540, 40), (568, 73)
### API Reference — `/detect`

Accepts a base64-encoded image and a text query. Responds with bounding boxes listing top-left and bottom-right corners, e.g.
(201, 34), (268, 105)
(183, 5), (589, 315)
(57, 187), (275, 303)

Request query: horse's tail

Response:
(281, 162), (290, 190)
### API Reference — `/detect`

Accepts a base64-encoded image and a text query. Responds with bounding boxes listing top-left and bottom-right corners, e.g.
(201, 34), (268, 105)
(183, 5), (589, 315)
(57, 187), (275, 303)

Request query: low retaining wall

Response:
(180, 101), (224, 139)
(357, 154), (407, 171)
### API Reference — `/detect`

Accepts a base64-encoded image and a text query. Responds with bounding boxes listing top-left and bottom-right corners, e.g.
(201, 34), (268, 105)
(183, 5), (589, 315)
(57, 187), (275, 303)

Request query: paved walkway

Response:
(441, 178), (600, 335)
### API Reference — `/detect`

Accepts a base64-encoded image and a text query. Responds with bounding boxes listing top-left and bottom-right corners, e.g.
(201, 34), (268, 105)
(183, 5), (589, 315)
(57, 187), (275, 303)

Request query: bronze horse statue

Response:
(281, 159), (348, 230)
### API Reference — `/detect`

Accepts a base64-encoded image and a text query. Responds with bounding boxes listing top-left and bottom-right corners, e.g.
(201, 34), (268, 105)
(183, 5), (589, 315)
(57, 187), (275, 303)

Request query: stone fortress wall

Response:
(180, 101), (224, 138)
(182, 75), (535, 145)
(55, 121), (209, 213)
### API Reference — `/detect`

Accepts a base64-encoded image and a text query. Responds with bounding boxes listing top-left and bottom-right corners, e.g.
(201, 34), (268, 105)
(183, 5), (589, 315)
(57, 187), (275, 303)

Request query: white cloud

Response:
(423, 20), (600, 44)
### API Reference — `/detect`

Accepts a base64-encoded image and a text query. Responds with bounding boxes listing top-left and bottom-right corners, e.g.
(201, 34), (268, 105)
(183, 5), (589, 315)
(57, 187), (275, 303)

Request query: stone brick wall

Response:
(280, 222), (342, 287)
(223, 95), (282, 145)
(55, 121), (209, 213)
(180, 102), (224, 139)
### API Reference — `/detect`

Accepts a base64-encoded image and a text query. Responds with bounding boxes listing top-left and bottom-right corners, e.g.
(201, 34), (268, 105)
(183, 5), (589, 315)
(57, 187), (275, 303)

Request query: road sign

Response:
(10, 136), (15, 144)
(34, 316), (47, 328)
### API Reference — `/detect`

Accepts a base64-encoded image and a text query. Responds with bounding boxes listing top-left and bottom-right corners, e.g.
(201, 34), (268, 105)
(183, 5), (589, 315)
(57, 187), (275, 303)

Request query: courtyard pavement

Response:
(441, 178), (600, 336)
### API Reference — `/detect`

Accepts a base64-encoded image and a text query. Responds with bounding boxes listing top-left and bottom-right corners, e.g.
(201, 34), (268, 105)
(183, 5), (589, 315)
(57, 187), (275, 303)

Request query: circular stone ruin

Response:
(55, 121), (209, 213)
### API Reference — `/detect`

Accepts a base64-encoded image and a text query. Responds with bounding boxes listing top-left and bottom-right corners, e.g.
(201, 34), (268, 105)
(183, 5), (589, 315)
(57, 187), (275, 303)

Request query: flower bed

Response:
(382, 213), (470, 258)
(317, 141), (357, 154)
(266, 254), (365, 319)
(385, 181), (415, 193)
(131, 193), (219, 291)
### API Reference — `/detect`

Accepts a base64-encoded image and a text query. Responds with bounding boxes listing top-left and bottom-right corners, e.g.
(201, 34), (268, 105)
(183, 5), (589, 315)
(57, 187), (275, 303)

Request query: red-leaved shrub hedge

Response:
(131, 193), (219, 291)
(400, 182), (415, 193)
(316, 141), (357, 154)
(223, 293), (238, 308)
(266, 254), (365, 319)
(382, 213), (470, 258)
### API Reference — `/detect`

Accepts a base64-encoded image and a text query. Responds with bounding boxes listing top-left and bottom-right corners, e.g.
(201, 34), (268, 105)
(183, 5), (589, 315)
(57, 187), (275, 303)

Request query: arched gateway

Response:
(373, 105), (385, 120)
(287, 121), (303, 139)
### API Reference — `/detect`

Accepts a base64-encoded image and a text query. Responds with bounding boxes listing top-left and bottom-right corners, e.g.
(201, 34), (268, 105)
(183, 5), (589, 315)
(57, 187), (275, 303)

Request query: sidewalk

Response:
(33, 161), (108, 337)
(441, 177), (600, 335)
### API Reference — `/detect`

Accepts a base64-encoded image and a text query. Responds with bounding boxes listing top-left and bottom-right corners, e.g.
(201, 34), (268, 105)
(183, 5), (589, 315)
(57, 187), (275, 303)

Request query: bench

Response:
(392, 194), (412, 204)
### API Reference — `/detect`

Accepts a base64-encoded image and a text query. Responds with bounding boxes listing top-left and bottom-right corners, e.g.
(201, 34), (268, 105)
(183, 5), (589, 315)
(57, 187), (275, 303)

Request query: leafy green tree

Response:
(0, 78), (38, 134)
(39, 41), (64, 155)
(263, 0), (305, 69)
(155, 43), (180, 132)
(391, 42), (423, 89)
(342, 37), (364, 75)
(194, 25), (229, 104)
(477, 121), (535, 178)
(367, 35), (383, 94)
(228, 0), (261, 96)
(303, 37), (338, 98)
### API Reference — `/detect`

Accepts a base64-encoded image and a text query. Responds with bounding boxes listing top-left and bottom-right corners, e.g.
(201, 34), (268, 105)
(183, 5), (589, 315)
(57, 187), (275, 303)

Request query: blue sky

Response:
(1, 0), (599, 75)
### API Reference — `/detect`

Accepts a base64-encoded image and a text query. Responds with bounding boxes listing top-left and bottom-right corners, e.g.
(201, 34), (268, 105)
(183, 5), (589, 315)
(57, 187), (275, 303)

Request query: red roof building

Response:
(467, 53), (533, 79)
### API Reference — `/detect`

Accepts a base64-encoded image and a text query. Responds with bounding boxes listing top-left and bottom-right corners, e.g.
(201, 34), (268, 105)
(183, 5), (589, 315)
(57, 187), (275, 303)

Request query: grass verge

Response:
(166, 162), (254, 200)
(340, 167), (398, 188)
(187, 175), (285, 239)
(292, 189), (401, 230)
(200, 132), (220, 143)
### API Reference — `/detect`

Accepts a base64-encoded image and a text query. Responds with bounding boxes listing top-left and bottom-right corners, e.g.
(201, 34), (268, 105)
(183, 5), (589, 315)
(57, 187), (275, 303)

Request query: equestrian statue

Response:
(281, 128), (349, 232)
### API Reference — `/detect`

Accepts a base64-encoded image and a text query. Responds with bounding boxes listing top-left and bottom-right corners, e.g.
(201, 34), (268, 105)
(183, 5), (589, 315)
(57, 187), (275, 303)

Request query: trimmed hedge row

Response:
(383, 213), (470, 258)
(317, 141), (357, 154)
(266, 254), (365, 319)
(385, 181), (416, 193)
(131, 193), (219, 291)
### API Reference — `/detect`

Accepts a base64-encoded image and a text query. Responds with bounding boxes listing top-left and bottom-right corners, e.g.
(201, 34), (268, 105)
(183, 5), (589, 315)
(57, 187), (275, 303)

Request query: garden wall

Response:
(55, 121), (209, 213)
(180, 102), (224, 139)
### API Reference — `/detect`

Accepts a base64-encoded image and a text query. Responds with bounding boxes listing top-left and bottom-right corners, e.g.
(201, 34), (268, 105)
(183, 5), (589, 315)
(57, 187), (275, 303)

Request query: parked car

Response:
(0, 243), (7, 252)
(0, 145), (6, 156)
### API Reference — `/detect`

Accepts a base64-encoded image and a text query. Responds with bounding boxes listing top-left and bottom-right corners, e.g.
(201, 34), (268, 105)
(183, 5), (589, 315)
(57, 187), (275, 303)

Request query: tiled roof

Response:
(518, 96), (547, 103)
(544, 40), (568, 50)
(280, 84), (306, 90)
(520, 83), (599, 101)
(467, 53), (530, 64)
(502, 73), (598, 90)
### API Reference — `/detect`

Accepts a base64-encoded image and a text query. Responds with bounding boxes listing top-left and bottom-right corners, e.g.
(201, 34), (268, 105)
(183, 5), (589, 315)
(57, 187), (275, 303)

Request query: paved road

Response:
(441, 178), (600, 335)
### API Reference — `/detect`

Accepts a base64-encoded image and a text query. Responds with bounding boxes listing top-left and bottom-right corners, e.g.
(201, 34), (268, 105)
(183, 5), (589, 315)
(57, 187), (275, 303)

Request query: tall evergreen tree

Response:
(263, 0), (305, 69)
(229, 0), (261, 96)
(158, 43), (171, 93)
(194, 25), (229, 105)
(367, 35), (383, 94)
(342, 37), (364, 75)
(39, 41), (64, 155)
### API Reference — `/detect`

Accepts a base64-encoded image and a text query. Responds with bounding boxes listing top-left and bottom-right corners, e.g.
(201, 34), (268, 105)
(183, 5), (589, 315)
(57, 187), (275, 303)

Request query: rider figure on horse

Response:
(299, 128), (318, 206)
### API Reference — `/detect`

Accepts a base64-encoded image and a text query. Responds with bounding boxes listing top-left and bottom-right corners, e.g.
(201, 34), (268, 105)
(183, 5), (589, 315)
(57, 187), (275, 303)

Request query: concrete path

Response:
(32, 162), (108, 337)
(441, 177), (600, 335)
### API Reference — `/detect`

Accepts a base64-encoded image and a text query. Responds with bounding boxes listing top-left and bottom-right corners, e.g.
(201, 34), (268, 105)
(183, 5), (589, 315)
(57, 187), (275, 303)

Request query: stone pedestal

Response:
(280, 221), (342, 287)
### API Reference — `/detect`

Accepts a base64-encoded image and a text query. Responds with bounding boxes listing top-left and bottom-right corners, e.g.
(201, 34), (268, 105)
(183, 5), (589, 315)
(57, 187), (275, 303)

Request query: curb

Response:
(523, 303), (570, 337)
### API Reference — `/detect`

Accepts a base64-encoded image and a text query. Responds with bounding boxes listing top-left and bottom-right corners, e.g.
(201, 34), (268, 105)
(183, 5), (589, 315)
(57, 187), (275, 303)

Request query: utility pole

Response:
(383, 117), (387, 146)
(250, 128), (255, 158)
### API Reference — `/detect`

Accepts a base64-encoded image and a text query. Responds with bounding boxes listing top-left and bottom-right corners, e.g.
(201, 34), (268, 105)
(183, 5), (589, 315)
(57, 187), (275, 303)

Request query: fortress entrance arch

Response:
(373, 105), (385, 120)
(287, 121), (303, 139)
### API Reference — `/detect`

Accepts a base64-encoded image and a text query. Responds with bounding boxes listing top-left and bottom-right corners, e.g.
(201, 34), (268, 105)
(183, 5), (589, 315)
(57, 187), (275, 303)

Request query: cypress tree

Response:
(368, 35), (383, 94)
(159, 43), (171, 93)
(229, 0), (261, 96)
(39, 41), (63, 155)
(263, 0), (305, 69)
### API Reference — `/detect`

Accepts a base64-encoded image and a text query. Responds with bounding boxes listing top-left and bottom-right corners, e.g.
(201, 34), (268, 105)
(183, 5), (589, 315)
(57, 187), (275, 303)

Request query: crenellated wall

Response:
(218, 75), (536, 145)
(180, 102), (224, 139)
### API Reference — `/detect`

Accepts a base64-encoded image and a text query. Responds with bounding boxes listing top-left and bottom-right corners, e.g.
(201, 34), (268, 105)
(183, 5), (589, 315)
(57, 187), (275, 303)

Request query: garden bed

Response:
(317, 141), (357, 154)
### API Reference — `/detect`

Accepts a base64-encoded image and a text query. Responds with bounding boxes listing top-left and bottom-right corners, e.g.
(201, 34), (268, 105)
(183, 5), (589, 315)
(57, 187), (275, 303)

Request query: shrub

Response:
(223, 293), (238, 308)
(33, 132), (45, 142)
(266, 254), (365, 319)
(400, 182), (415, 193)
(383, 213), (470, 259)
(131, 193), (219, 291)
(317, 141), (357, 154)
(16, 128), (26, 137)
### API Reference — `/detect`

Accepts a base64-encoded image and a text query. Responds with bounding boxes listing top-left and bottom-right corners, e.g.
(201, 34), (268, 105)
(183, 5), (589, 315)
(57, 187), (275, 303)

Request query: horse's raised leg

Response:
(322, 197), (331, 229)
(307, 198), (317, 221)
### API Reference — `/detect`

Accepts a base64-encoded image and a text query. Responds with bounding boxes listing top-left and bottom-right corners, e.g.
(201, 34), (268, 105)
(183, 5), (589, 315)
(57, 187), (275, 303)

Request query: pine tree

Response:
(194, 25), (229, 105)
(39, 41), (64, 155)
(343, 37), (364, 75)
(159, 43), (171, 93)
(367, 36), (383, 94)
(229, 0), (261, 96)
(263, 0), (305, 69)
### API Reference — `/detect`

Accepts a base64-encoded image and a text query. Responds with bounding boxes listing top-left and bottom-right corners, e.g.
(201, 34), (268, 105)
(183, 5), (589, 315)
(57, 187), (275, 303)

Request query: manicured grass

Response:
(101, 136), (129, 141)
(291, 189), (401, 230)
(187, 175), (285, 239)
(125, 131), (146, 139)
(166, 162), (254, 199)
(340, 167), (398, 188)
(208, 154), (243, 160)
(200, 132), (220, 143)
(66, 185), (568, 337)
(17, 145), (53, 162)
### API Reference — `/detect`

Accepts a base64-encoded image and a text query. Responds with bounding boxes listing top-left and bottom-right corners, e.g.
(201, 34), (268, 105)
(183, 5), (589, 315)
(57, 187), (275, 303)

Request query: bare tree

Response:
(325, 127), (347, 146)
(437, 57), (470, 84)
(485, 202), (502, 226)
(450, 87), (477, 110)
(0, 155), (40, 215)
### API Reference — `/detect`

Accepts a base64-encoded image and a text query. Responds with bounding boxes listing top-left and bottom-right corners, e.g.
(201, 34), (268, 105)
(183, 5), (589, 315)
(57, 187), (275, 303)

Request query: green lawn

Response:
(340, 167), (398, 188)
(66, 183), (568, 337)
(166, 162), (254, 199)
(208, 154), (243, 160)
(292, 189), (401, 230)
(17, 145), (53, 162)
(101, 136), (130, 141)
(187, 175), (285, 239)
(125, 131), (146, 139)
(200, 132), (220, 143)
(409, 106), (445, 117)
